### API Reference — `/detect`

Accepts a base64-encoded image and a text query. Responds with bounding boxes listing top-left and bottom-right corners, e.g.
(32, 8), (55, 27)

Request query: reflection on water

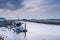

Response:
(0, 22), (60, 40)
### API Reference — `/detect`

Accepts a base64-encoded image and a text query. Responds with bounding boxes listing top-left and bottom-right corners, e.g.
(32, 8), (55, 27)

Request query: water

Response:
(0, 22), (60, 40)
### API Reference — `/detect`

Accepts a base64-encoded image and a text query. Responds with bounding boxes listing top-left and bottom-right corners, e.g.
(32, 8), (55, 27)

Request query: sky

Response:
(0, 0), (60, 19)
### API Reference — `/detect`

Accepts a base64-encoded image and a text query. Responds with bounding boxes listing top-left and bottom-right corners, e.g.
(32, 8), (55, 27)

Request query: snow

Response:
(0, 27), (24, 40)
(0, 22), (60, 40)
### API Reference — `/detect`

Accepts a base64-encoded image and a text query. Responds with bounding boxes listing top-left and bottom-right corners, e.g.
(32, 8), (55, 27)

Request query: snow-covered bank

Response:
(0, 27), (24, 40)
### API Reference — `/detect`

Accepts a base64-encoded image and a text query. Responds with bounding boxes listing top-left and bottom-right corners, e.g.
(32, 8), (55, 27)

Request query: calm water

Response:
(0, 22), (60, 40)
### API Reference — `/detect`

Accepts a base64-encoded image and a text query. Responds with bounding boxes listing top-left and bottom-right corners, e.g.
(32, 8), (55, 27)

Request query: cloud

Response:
(20, 0), (60, 13)
(43, 0), (60, 5)
(0, 9), (5, 12)
(0, 0), (24, 10)
(0, 0), (60, 19)
(17, 0), (60, 19)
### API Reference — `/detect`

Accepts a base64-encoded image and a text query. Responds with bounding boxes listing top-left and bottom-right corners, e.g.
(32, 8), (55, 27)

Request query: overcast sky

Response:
(0, 0), (60, 19)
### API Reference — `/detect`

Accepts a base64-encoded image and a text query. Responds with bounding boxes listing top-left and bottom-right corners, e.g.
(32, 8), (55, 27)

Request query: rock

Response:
(0, 36), (4, 40)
